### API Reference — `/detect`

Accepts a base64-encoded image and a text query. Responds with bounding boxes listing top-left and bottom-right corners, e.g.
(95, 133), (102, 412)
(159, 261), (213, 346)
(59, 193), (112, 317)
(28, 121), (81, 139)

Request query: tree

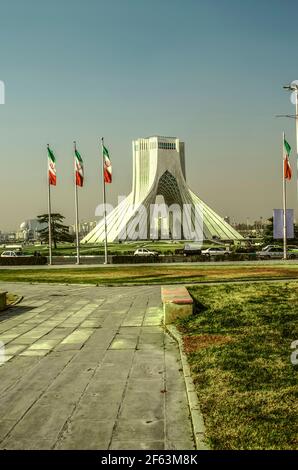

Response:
(37, 213), (74, 249)
(263, 217), (274, 244)
(263, 216), (298, 245)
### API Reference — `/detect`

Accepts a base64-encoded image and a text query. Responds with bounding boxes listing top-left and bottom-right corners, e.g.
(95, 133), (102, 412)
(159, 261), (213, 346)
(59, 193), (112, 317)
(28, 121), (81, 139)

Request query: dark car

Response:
(183, 244), (202, 256)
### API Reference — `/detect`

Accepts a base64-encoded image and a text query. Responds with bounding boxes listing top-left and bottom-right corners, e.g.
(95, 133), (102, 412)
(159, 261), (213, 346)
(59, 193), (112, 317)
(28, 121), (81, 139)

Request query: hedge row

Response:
(0, 256), (47, 266)
(0, 253), (260, 266)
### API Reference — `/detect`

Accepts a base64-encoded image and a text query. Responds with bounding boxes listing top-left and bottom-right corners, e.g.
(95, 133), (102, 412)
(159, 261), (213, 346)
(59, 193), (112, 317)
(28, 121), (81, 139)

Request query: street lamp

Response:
(276, 83), (298, 198)
(275, 83), (298, 260)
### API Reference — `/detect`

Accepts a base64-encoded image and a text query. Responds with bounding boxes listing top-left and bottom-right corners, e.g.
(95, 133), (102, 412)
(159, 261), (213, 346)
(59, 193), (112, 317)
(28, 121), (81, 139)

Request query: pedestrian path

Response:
(0, 283), (194, 449)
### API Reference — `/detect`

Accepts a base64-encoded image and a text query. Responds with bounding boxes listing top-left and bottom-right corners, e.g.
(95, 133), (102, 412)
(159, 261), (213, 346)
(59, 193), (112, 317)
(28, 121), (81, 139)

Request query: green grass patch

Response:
(178, 282), (298, 449)
(0, 264), (297, 285)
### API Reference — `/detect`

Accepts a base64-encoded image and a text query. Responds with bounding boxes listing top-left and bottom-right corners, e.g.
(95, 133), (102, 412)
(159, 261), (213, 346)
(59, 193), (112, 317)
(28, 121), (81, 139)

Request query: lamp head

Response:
(283, 83), (298, 91)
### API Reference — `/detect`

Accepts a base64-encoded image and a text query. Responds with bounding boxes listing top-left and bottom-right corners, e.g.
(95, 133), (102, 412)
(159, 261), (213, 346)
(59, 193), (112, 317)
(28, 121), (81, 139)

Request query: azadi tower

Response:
(82, 136), (243, 243)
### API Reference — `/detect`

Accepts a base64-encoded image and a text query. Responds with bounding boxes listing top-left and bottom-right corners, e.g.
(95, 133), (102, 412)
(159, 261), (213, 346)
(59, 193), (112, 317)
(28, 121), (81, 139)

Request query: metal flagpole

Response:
(282, 132), (287, 260)
(47, 145), (53, 266)
(74, 141), (80, 265)
(101, 137), (108, 265)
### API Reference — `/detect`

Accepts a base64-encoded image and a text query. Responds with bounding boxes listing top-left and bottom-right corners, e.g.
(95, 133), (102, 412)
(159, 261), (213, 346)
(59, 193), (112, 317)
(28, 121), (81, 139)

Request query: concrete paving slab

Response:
(19, 349), (49, 356)
(72, 394), (120, 421)
(112, 418), (165, 442)
(119, 390), (164, 421)
(110, 440), (165, 450)
(1, 437), (55, 450)
(55, 419), (114, 450)
(4, 403), (73, 440)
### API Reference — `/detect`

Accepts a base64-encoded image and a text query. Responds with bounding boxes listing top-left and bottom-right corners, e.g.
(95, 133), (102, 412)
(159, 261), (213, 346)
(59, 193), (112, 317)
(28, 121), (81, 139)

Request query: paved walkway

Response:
(0, 283), (194, 450)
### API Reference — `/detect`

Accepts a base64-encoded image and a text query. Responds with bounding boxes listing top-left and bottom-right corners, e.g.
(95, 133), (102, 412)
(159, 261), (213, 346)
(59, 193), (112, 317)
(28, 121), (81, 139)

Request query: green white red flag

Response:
(47, 145), (56, 186)
(75, 148), (84, 187)
(284, 138), (292, 180)
(103, 144), (112, 183)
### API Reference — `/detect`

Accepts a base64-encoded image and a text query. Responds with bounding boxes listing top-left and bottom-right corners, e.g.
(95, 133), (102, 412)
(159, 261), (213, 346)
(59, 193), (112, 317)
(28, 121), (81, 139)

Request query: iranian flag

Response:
(47, 145), (56, 186)
(75, 148), (84, 187)
(103, 143), (112, 183)
(284, 138), (292, 180)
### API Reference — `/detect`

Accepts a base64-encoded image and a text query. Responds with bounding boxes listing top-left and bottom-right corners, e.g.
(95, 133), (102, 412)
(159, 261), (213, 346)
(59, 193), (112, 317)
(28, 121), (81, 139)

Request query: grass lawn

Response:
(178, 281), (298, 449)
(0, 264), (297, 285)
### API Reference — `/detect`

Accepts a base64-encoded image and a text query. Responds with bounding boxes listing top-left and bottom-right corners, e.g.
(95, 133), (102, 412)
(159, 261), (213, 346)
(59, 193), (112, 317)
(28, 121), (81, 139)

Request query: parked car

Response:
(134, 248), (158, 257)
(0, 250), (23, 258)
(201, 247), (230, 257)
(256, 246), (297, 259)
(183, 244), (202, 256)
(261, 245), (280, 252)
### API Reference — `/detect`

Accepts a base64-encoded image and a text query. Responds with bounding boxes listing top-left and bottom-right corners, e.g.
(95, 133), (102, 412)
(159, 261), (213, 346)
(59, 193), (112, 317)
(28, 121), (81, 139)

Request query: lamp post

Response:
(277, 82), (298, 198)
(275, 83), (298, 258)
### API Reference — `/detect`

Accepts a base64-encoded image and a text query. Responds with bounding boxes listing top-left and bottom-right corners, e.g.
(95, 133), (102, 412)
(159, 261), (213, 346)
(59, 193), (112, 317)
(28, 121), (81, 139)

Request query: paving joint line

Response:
(107, 296), (150, 449)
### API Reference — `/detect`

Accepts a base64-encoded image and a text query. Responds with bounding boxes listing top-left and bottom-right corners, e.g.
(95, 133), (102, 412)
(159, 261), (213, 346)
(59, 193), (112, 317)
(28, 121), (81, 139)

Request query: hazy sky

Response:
(0, 0), (298, 231)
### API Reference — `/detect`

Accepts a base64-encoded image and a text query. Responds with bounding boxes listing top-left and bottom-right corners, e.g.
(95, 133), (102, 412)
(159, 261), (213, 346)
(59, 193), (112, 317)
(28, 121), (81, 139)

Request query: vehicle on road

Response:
(201, 247), (230, 257)
(183, 244), (202, 256)
(261, 245), (280, 252)
(134, 248), (158, 257)
(256, 246), (298, 259)
(0, 250), (23, 258)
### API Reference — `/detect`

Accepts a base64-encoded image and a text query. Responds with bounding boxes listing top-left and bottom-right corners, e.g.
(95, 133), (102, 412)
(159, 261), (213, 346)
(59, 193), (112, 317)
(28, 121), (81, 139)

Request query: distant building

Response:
(19, 219), (47, 242)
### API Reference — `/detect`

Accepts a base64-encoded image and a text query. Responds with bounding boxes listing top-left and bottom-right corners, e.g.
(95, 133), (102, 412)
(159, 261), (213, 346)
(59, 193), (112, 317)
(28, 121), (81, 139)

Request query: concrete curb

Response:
(165, 324), (209, 450)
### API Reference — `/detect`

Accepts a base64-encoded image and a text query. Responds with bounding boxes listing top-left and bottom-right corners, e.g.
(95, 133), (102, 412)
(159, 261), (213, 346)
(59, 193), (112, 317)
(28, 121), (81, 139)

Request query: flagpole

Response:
(47, 145), (53, 266)
(282, 132), (287, 260)
(101, 137), (108, 265)
(74, 141), (80, 265)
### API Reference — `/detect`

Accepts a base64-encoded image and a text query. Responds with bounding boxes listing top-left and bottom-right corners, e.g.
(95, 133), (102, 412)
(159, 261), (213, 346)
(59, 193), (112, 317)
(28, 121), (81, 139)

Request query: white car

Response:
(134, 248), (158, 257)
(256, 246), (297, 260)
(0, 251), (22, 258)
(261, 245), (279, 252)
(201, 247), (230, 256)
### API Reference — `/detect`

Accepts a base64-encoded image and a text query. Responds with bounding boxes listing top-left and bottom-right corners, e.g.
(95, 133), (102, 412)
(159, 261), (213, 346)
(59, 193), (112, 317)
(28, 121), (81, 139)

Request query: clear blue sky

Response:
(0, 0), (297, 230)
